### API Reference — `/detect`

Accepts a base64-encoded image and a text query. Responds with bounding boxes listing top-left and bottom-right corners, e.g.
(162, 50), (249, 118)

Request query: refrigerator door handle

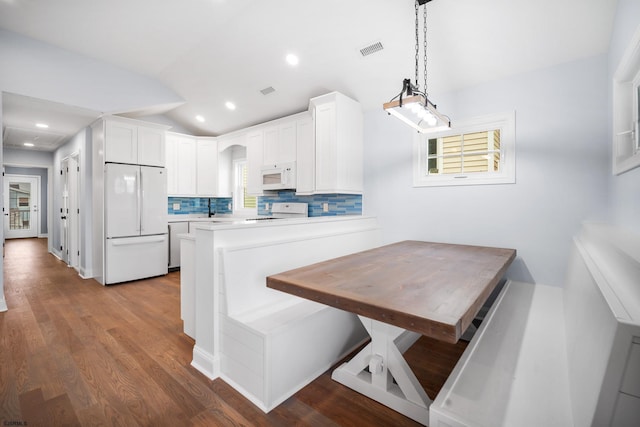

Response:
(137, 168), (142, 232)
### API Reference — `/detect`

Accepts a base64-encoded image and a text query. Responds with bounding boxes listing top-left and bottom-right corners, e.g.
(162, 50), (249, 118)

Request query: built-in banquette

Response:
(430, 223), (640, 427)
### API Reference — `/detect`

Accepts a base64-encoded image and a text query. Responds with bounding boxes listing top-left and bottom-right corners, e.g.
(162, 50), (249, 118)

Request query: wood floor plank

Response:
(0, 238), (468, 426)
(18, 388), (47, 426)
(44, 392), (82, 426)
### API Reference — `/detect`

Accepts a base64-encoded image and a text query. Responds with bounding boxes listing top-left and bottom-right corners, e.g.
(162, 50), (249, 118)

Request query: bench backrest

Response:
(221, 227), (381, 318)
(564, 223), (640, 426)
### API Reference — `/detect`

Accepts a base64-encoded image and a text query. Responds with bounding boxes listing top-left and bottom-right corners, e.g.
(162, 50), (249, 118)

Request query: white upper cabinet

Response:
(196, 138), (218, 196)
(166, 135), (178, 195)
(138, 126), (166, 167)
(263, 120), (297, 166)
(295, 115), (315, 194)
(246, 130), (264, 196)
(105, 120), (137, 164)
(104, 118), (166, 167)
(304, 92), (363, 194)
(166, 132), (197, 196)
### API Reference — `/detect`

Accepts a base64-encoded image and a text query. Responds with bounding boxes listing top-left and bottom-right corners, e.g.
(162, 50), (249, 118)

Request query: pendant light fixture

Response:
(383, 0), (450, 133)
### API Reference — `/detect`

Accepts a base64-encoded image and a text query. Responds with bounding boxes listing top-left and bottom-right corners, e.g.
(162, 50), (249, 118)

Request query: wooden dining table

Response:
(266, 240), (516, 425)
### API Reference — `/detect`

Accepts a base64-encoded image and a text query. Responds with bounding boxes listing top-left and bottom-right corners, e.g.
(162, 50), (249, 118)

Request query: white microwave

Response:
(261, 162), (297, 190)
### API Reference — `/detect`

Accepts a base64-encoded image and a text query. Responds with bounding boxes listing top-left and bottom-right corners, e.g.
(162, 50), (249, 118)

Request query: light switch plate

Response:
(323, 203), (329, 212)
(173, 203), (181, 210)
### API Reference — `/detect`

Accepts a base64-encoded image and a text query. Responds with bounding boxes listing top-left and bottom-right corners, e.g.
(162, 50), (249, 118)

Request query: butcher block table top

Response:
(267, 240), (516, 344)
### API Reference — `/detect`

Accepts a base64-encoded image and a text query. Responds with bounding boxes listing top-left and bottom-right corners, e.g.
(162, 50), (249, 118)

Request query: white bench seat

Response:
(430, 280), (573, 427)
(430, 223), (640, 427)
(218, 228), (380, 412)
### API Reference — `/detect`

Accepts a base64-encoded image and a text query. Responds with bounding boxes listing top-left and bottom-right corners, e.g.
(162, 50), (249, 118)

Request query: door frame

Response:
(3, 173), (40, 239)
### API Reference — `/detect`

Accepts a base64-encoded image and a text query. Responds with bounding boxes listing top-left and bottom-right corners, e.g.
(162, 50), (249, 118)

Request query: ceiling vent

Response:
(260, 86), (275, 95)
(359, 41), (384, 57)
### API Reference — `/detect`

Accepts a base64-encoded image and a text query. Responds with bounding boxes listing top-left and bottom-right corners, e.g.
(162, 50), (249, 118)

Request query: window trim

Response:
(612, 23), (640, 175)
(413, 111), (516, 187)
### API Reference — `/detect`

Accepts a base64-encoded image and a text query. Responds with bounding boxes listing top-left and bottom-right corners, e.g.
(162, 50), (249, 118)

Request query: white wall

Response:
(364, 54), (609, 287)
(3, 148), (54, 167)
(608, 0), (640, 233)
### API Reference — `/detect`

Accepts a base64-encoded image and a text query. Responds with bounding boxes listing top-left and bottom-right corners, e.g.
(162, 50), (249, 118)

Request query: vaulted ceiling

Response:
(1, 0), (618, 151)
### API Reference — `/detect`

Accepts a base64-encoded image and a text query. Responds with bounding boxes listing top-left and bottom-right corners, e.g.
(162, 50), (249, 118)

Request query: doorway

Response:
(60, 153), (80, 269)
(3, 174), (40, 239)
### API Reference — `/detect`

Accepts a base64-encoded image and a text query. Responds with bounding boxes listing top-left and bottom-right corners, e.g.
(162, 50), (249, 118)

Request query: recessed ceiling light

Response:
(225, 101), (236, 111)
(24, 142), (35, 147)
(286, 53), (299, 66)
(35, 123), (48, 128)
(195, 115), (205, 123)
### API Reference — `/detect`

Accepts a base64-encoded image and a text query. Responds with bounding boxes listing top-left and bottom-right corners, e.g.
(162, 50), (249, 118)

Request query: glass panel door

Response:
(4, 175), (39, 239)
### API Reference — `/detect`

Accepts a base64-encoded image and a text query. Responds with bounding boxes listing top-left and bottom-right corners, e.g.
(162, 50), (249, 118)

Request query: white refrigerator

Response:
(104, 163), (168, 284)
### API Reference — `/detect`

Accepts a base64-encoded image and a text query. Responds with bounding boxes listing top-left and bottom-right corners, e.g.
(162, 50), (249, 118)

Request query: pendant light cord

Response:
(423, 2), (428, 98)
(415, 0), (420, 90)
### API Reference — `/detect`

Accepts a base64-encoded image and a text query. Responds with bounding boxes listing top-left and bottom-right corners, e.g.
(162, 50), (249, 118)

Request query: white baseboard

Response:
(191, 345), (220, 380)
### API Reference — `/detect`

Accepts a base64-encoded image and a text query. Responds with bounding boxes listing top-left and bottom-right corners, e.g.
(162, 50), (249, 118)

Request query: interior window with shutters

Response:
(233, 160), (257, 213)
(414, 112), (515, 186)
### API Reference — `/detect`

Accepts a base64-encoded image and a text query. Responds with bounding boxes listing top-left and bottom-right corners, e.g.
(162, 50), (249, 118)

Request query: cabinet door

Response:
(279, 121), (297, 163)
(196, 138), (218, 196)
(314, 102), (337, 192)
(176, 137), (197, 195)
(166, 135), (178, 195)
(263, 126), (279, 165)
(246, 131), (264, 195)
(138, 126), (165, 167)
(263, 122), (297, 166)
(296, 116), (315, 194)
(105, 120), (138, 164)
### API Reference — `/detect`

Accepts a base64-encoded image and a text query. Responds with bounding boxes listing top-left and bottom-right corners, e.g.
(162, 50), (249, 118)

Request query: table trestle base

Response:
(331, 316), (431, 425)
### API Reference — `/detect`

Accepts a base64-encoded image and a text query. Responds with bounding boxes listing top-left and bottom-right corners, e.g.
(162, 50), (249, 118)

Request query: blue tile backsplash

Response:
(168, 197), (232, 215)
(259, 191), (362, 217)
(168, 192), (362, 217)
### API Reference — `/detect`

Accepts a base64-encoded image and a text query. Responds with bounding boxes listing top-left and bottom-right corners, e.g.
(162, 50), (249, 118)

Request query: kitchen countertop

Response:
(168, 214), (239, 223)
(177, 214), (367, 236)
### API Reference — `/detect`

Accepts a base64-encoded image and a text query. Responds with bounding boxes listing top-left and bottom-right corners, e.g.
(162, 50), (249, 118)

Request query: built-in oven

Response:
(261, 162), (296, 190)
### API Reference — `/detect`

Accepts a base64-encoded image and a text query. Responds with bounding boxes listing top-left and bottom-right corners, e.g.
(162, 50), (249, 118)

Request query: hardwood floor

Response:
(0, 238), (467, 426)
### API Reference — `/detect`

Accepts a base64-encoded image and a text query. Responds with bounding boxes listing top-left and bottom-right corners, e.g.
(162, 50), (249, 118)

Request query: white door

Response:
(3, 175), (39, 239)
(105, 163), (140, 238)
(68, 154), (79, 268)
(60, 159), (69, 262)
(140, 166), (167, 236)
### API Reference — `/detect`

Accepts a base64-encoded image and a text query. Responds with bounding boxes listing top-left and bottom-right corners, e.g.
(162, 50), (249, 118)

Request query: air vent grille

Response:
(260, 86), (275, 95)
(359, 41), (384, 57)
